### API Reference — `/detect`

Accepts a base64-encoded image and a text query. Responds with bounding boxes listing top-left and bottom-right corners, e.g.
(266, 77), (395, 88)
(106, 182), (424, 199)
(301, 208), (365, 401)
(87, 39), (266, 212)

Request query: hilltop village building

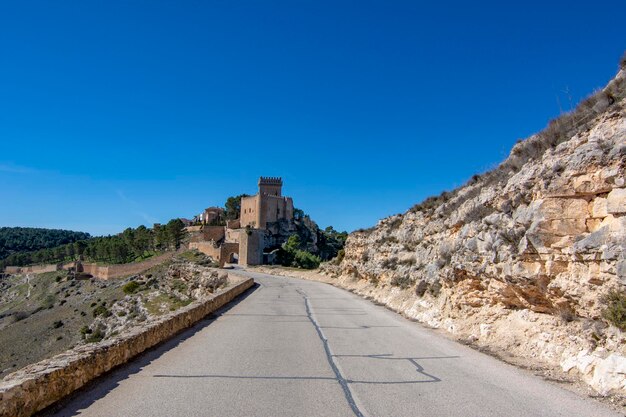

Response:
(192, 207), (224, 225)
(188, 177), (295, 267)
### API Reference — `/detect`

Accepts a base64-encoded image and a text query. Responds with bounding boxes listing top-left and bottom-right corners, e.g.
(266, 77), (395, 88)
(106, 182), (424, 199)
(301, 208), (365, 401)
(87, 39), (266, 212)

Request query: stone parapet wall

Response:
(0, 276), (254, 417)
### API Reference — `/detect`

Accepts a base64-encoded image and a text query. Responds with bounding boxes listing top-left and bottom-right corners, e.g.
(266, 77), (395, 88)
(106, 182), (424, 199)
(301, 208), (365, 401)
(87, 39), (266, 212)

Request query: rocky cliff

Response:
(323, 65), (626, 396)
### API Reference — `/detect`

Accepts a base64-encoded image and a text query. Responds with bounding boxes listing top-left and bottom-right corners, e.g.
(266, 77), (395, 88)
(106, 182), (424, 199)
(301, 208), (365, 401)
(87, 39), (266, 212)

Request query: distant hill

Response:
(0, 227), (91, 260)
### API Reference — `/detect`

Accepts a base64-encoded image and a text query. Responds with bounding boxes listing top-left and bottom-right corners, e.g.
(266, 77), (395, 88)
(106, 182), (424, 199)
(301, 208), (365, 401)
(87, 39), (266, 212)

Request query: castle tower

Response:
(258, 177), (282, 197)
(240, 176), (293, 230)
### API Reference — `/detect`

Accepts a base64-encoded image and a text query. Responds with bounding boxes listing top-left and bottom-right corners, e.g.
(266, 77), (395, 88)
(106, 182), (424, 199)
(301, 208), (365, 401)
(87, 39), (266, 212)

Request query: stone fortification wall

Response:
(239, 229), (264, 266)
(240, 195), (258, 228)
(260, 195), (294, 228)
(189, 241), (222, 260)
(5, 252), (180, 280)
(202, 226), (226, 242)
(0, 276), (254, 417)
(219, 243), (240, 267)
(225, 228), (241, 243)
(4, 264), (60, 274)
(189, 241), (239, 267)
(80, 251), (179, 280)
(226, 219), (240, 229)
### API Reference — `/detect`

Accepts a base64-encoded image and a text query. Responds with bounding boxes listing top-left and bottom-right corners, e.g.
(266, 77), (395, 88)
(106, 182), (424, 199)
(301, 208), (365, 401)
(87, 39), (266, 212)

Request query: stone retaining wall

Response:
(0, 276), (254, 417)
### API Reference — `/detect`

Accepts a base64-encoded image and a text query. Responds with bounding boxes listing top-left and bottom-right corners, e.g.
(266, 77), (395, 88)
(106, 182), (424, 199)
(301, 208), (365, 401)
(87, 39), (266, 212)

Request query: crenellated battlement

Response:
(258, 176), (282, 186)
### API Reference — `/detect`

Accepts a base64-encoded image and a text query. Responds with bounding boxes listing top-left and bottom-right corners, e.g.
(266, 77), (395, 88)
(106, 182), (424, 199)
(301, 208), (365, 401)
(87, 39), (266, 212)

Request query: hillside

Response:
(0, 220), (187, 270)
(0, 250), (224, 378)
(321, 64), (626, 396)
(0, 227), (90, 261)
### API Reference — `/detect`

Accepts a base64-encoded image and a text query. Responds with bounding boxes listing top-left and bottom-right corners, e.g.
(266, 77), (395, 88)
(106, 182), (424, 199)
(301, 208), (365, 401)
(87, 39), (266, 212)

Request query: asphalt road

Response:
(45, 270), (622, 417)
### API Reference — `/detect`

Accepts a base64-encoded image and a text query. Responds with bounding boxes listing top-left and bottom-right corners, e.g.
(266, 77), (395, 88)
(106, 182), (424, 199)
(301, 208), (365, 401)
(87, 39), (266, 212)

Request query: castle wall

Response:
(242, 195), (294, 230)
(258, 176), (283, 197)
(226, 219), (240, 229)
(202, 226), (225, 242)
(261, 195), (293, 227)
(4, 264), (60, 274)
(78, 251), (179, 280)
(240, 195), (259, 228)
(80, 264), (111, 280)
(219, 242), (240, 267)
(225, 228), (241, 243)
(259, 183), (281, 197)
(239, 229), (264, 266)
(189, 241), (223, 261)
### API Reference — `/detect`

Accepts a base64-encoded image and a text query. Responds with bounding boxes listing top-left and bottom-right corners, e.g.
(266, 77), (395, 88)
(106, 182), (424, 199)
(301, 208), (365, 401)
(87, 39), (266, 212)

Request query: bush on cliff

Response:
(602, 290), (626, 331)
(293, 250), (321, 269)
(122, 281), (141, 294)
(275, 235), (321, 269)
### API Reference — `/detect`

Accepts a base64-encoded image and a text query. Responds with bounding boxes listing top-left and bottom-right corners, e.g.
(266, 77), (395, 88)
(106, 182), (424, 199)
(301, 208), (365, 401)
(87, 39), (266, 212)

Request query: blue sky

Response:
(1, 1), (624, 236)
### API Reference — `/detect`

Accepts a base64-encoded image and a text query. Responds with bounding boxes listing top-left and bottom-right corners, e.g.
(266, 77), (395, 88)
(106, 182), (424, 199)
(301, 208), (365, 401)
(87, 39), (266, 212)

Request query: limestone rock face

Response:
(167, 262), (228, 298)
(324, 68), (626, 396)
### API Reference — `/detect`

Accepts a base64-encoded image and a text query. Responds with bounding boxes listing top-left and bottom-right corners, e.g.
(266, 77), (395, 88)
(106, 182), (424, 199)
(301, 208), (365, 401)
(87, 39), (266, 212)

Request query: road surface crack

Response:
(296, 288), (365, 417)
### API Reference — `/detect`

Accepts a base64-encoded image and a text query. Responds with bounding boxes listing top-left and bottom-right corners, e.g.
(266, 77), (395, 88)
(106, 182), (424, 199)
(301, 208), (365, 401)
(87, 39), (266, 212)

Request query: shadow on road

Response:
(36, 283), (261, 417)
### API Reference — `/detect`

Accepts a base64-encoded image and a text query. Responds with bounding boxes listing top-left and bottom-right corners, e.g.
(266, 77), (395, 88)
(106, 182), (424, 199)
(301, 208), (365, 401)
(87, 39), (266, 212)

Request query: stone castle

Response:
(188, 177), (295, 267)
(240, 177), (294, 230)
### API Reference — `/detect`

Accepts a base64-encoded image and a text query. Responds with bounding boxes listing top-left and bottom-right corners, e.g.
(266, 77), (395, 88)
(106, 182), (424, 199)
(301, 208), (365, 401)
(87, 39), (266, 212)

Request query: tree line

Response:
(0, 227), (91, 261)
(0, 219), (186, 269)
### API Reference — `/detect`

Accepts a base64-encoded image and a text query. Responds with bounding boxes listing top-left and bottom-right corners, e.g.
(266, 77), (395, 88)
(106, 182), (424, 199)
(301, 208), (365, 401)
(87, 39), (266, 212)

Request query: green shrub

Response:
(381, 257), (398, 269)
(41, 294), (56, 310)
(293, 250), (321, 269)
(85, 329), (105, 343)
(92, 305), (112, 318)
(602, 290), (626, 331)
(390, 275), (412, 289)
(13, 311), (29, 322)
(171, 279), (187, 293)
(122, 281), (141, 294)
(52, 320), (64, 328)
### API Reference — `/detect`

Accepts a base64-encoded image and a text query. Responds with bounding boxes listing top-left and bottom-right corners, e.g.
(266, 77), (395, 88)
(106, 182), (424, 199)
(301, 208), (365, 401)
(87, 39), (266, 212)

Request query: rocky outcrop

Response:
(323, 67), (626, 396)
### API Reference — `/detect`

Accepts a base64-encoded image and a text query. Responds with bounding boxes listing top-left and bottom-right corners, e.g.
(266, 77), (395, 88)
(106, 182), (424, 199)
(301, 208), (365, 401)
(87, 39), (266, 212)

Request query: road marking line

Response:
(297, 288), (366, 417)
